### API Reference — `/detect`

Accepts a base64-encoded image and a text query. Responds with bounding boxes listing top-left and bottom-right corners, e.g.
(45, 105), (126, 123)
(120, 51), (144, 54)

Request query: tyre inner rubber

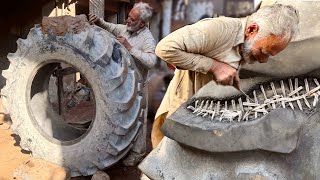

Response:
(29, 61), (95, 143)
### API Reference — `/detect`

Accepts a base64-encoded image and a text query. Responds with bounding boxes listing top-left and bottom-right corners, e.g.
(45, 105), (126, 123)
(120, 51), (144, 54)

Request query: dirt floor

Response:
(0, 98), (153, 180)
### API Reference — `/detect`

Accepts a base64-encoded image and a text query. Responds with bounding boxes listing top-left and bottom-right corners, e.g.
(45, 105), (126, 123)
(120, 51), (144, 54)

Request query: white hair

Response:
(133, 2), (153, 23)
(247, 4), (300, 41)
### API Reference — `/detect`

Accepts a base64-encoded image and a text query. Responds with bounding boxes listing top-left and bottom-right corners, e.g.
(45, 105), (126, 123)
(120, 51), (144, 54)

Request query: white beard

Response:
(242, 38), (257, 64)
(126, 22), (141, 33)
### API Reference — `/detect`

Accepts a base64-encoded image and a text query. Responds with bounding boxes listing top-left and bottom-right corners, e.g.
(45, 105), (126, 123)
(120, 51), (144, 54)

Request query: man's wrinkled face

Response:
(242, 26), (289, 64)
(126, 8), (143, 33)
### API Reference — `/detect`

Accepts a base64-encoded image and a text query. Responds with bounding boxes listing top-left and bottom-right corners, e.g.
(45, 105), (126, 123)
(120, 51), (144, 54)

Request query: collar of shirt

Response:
(234, 17), (248, 46)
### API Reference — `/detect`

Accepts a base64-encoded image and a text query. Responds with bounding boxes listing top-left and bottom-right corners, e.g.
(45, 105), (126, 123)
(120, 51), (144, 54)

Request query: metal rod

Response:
(239, 88), (254, 102)
(57, 65), (64, 115)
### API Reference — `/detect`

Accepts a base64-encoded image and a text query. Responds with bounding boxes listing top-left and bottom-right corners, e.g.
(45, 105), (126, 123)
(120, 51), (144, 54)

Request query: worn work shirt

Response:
(155, 17), (247, 119)
(99, 21), (157, 81)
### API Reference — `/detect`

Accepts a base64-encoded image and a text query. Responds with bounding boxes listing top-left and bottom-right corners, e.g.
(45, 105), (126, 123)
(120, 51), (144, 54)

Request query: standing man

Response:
(151, 4), (300, 147)
(89, 2), (158, 166)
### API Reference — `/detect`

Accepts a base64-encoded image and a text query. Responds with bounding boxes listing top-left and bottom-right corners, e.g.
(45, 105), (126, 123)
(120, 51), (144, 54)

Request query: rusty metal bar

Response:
(56, 65), (64, 115)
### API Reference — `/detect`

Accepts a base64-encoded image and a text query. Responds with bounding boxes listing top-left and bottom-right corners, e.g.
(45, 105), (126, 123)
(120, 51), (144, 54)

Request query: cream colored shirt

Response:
(155, 17), (247, 118)
(100, 21), (157, 81)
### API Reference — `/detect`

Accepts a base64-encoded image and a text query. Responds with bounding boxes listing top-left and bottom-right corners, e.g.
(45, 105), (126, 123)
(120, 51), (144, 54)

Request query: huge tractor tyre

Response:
(1, 16), (143, 177)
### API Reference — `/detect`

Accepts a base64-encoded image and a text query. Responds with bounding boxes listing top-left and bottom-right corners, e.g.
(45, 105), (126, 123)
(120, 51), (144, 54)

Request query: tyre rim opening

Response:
(29, 61), (96, 143)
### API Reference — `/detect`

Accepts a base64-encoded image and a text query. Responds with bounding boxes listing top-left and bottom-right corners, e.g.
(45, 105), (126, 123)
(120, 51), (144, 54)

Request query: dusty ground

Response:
(0, 98), (152, 180)
(0, 122), (30, 180)
(0, 98), (68, 180)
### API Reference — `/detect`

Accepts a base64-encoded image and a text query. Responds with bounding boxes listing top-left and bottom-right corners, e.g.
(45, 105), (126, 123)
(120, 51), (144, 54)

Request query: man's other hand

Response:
(88, 13), (101, 25)
(117, 36), (133, 51)
(209, 59), (240, 89)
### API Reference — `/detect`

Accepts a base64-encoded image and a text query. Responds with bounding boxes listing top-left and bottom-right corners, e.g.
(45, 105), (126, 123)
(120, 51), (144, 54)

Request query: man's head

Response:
(126, 2), (153, 33)
(242, 4), (299, 64)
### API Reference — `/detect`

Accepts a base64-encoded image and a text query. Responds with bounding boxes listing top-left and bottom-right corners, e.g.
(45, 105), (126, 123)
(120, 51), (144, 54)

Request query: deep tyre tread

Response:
(1, 24), (142, 176)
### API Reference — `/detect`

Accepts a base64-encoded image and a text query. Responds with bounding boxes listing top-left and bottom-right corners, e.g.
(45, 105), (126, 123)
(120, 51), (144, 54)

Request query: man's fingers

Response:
(217, 74), (239, 89)
(117, 36), (124, 39)
(219, 76), (232, 86)
(91, 17), (98, 22)
(88, 14), (94, 20)
(222, 76), (233, 86)
(88, 13), (97, 18)
(228, 76), (234, 87)
(88, 14), (99, 24)
(211, 62), (239, 88)
(116, 37), (124, 44)
(233, 74), (240, 90)
(233, 79), (240, 90)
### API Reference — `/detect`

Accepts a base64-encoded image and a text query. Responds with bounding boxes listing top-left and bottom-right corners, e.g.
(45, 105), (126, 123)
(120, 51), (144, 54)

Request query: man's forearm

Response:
(98, 19), (122, 37)
(99, 20), (114, 32)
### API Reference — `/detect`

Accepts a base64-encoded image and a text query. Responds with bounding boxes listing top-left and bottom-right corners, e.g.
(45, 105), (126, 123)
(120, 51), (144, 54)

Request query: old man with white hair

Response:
(152, 3), (300, 147)
(89, 2), (157, 166)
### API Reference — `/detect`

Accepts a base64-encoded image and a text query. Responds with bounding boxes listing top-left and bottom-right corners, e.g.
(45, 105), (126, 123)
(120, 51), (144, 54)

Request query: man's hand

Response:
(209, 59), (240, 89)
(88, 13), (101, 25)
(117, 36), (133, 51)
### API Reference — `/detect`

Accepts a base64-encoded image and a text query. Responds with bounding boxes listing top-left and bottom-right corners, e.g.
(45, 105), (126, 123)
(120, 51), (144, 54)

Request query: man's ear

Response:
(245, 23), (259, 37)
(140, 21), (146, 28)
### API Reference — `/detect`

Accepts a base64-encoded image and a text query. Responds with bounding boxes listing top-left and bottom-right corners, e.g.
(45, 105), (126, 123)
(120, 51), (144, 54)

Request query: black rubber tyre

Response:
(1, 24), (142, 176)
